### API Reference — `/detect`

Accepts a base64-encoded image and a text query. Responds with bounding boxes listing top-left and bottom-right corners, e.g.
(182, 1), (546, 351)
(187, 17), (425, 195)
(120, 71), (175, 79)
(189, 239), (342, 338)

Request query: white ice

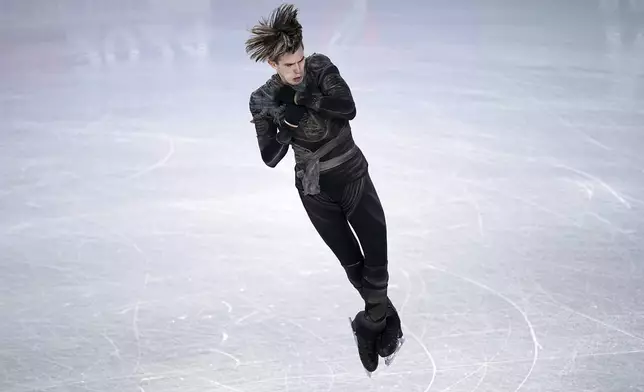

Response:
(1, 0), (644, 391)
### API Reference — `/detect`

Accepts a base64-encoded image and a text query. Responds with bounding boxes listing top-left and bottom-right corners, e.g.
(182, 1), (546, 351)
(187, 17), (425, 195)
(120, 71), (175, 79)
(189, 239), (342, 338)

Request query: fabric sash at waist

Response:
(291, 125), (356, 195)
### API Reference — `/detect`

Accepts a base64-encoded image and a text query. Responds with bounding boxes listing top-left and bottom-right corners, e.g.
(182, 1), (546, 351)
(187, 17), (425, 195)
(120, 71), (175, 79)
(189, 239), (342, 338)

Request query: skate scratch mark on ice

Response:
(132, 301), (143, 372)
(39, 354), (75, 372)
(323, 361), (336, 392)
(427, 265), (541, 392)
(470, 363), (489, 392)
(447, 223), (471, 231)
(285, 319), (327, 343)
(560, 348), (579, 376)
(130, 247), (149, 374)
(201, 377), (245, 392)
(439, 349), (644, 370)
(463, 179), (581, 227)
(623, 193), (644, 208)
(103, 332), (122, 359)
(570, 179), (594, 200)
(438, 318), (512, 392)
(536, 285), (644, 343)
(438, 360), (486, 392)
(235, 310), (259, 325)
(554, 163), (631, 209)
(222, 301), (233, 313)
(208, 380), (245, 392)
(127, 135), (176, 179)
(442, 363), (490, 392)
(426, 327), (510, 340)
(90, 218), (150, 374)
(585, 212), (635, 235)
(211, 348), (242, 367)
(575, 129), (612, 151)
(232, 372), (349, 389)
(221, 332), (229, 343)
(557, 114), (612, 151)
(401, 324), (437, 392)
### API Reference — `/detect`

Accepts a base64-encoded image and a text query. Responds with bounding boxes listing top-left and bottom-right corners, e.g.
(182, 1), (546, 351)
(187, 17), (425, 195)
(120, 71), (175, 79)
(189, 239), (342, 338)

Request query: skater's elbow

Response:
(261, 152), (280, 168)
(345, 107), (357, 120)
(260, 144), (288, 168)
(263, 157), (280, 168)
(334, 106), (356, 121)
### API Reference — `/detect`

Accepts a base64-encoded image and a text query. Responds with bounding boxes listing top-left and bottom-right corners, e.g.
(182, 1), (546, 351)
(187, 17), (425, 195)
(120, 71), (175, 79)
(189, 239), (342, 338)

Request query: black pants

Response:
(298, 172), (389, 321)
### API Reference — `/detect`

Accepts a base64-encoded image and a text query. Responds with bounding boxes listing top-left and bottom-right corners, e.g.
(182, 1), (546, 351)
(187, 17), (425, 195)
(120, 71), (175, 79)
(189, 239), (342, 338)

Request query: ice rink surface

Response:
(2, 0), (644, 391)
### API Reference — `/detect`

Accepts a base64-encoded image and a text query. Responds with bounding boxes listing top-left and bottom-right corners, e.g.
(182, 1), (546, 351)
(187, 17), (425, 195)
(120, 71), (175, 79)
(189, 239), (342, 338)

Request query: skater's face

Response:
(270, 46), (306, 86)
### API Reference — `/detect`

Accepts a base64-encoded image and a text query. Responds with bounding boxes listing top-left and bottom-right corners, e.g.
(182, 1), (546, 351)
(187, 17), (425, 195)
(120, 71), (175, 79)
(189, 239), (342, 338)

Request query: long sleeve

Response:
(249, 92), (289, 168)
(298, 56), (357, 121)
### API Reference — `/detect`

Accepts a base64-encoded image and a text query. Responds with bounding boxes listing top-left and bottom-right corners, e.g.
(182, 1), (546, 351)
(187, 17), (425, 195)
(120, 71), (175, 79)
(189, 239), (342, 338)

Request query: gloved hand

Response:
(294, 90), (313, 107)
(276, 85), (306, 127)
(283, 104), (306, 126)
(276, 81), (319, 105)
(276, 85), (297, 104)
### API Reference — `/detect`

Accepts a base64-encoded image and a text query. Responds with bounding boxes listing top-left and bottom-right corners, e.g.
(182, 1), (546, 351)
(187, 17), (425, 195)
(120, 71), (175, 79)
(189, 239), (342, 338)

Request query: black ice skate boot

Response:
(377, 299), (405, 366)
(349, 310), (385, 376)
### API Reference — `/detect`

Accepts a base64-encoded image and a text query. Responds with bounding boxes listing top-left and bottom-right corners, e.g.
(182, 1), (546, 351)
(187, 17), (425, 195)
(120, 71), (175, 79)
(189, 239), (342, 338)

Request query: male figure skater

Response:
(245, 4), (403, 373)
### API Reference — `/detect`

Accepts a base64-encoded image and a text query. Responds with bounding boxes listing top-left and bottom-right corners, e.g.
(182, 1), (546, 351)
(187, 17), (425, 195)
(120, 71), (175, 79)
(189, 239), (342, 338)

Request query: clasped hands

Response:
(275, 85), (313, 128)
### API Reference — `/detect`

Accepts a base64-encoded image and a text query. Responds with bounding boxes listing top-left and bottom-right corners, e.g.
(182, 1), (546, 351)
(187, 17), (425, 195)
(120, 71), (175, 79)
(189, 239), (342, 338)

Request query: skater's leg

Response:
(343, 173), (390, 322)
(298, 183), (390, 372)
(343, 173), (404, 359)
(298, 190), (365, 292)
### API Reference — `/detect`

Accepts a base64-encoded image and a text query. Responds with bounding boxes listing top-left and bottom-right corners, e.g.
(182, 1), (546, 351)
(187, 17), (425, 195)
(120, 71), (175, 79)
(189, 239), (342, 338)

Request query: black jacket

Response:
(248, 53), (368, 191)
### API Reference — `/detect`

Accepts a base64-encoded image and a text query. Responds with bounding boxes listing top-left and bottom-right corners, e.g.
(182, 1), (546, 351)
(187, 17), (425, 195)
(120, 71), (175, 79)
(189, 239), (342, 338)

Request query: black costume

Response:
(248, 53), (402, 372)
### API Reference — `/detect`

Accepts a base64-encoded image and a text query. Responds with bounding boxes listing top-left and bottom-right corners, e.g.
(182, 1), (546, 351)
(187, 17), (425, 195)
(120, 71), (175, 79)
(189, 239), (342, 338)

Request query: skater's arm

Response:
(296, 56), (356, 120)
(249, 93), (289, 168)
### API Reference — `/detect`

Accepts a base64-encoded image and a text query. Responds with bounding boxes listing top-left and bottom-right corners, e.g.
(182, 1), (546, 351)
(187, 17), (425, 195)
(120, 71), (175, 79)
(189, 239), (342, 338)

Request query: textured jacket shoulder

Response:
(305, 53), (336, 82)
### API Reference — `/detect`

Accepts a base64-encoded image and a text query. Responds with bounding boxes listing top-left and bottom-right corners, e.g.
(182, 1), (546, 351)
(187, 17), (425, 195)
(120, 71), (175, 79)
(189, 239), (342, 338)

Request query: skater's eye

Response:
(285, 56), (305, 67)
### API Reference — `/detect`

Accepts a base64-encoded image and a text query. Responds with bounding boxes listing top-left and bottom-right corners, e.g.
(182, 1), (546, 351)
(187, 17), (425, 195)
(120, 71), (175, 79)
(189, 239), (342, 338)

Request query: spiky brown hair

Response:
(245, 3), (303, 63)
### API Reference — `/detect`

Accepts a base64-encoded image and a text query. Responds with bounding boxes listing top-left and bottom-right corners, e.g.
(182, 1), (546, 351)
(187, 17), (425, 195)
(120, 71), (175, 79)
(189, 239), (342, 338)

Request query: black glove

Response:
(283, 103), (306, 126)
(276, 81), (318, 106)
(276, 85), (297, 104)
(276, 85), (306, 127)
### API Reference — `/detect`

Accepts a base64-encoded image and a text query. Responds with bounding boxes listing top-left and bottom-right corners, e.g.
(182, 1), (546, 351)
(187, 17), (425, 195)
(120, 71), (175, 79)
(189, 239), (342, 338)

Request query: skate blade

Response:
(348, 317), (374, 378)
(384, 336), (406, 367)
